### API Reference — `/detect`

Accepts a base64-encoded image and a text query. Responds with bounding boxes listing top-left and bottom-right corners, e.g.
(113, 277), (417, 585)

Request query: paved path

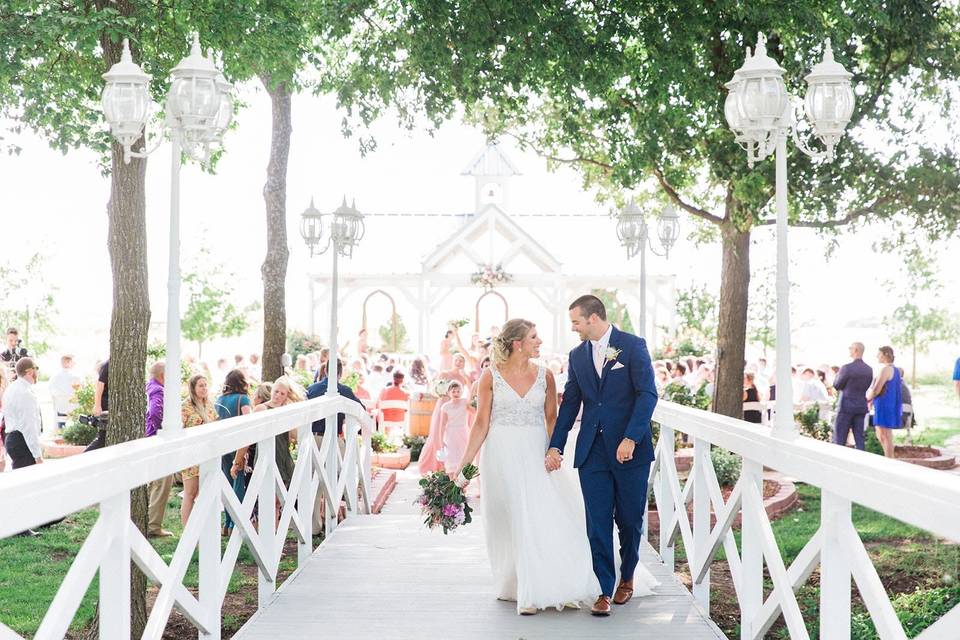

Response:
(234, 469), (726, 640)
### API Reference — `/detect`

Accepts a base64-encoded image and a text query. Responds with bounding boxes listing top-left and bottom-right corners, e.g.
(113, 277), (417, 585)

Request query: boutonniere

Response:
(604, 347), (621, 364)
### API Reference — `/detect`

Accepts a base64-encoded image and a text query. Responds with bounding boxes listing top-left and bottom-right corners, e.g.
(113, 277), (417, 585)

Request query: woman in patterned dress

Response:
(180, 374), (219, 525)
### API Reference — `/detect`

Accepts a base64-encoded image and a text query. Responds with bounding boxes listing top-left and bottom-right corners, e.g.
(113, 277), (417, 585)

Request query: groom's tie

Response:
(593, 342), (603, 377)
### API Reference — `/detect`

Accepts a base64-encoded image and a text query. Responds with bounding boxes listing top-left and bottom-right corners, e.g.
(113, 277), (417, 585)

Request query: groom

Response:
(545, 295), (657, 616)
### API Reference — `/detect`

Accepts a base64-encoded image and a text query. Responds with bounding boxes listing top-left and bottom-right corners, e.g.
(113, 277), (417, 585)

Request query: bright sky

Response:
(1, 81), (958, 374)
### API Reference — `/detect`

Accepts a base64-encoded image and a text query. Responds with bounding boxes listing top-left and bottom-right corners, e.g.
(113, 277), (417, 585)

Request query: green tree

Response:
(0, 253), (57, 356)
(181, 251), (259, 359)
(379, 313), (409, 353)
(883, 249), (960, 386)
(333, 1), (960, 420)
(195, 2), (360, 382)
(591, 289), (635, 335)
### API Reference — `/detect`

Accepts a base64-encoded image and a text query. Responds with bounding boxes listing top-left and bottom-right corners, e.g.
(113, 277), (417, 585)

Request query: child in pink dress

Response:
(440, 381), (470, 471)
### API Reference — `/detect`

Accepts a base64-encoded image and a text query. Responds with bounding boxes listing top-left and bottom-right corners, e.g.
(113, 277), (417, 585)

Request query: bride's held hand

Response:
(544, 448), (562, 472)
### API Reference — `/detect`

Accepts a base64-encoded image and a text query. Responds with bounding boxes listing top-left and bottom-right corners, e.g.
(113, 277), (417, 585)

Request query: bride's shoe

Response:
(519, 607), (538, 616)
(561, 601), (582, 610)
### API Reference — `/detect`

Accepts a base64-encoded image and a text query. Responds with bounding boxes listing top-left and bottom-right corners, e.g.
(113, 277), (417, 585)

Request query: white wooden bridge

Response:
(1, 397), (959, 639)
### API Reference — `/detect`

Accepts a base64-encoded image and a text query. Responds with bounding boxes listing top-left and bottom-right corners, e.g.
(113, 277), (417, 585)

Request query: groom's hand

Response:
(545, 448), (563, 472)
(616, 438), (636, 464)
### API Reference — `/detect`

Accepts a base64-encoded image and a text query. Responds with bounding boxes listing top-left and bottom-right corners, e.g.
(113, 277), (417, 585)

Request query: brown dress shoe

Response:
(613, 579), (634, 605)
(591, 595), (612, 616)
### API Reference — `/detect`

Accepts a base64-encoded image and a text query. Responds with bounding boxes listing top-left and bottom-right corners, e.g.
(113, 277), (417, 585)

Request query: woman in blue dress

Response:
(867, 345), (902, 458)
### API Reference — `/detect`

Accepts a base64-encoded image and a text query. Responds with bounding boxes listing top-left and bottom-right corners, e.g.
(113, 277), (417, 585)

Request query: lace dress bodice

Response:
(489, 365), (546, 430)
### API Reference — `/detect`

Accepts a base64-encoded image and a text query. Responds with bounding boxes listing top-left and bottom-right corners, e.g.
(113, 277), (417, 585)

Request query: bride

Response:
(450, 319), (656, 615)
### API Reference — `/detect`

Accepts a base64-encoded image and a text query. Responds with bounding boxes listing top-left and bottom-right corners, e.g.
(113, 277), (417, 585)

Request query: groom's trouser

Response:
(578, 429), (651, 597)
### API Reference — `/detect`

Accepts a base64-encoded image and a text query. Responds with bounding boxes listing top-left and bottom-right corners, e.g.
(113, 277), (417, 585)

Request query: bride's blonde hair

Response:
(492, 319), (535, 365)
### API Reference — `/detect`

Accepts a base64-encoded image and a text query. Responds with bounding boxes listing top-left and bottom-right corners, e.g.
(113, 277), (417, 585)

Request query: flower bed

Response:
(895, 445), (957, 470)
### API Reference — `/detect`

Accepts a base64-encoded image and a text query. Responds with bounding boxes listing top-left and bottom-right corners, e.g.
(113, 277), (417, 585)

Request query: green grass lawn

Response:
(0, 491), (305, 637)
(897, 417), (960, 447)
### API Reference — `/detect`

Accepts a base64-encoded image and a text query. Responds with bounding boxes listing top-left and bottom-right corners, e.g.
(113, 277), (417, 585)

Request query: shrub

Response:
(865, 426), (884, 455)
(851, 586), (960, 639)
(662, 381), (711, 411)
(711, 447), (741, 487)
(287, 330), (324, 361)
(371, 431), (397, 453)
(403, 435), (426, 461)
(62, 421), (97, 446)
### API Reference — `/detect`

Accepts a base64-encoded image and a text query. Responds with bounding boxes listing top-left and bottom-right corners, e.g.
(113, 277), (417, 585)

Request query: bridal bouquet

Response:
(415, 464), (479, 534)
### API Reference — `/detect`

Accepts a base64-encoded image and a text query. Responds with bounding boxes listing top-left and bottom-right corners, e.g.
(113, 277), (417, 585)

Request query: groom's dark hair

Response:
(569, 295), (606, 321)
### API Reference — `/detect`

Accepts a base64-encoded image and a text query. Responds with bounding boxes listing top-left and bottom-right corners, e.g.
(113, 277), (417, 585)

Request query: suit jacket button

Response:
(598, 402), (602, 406)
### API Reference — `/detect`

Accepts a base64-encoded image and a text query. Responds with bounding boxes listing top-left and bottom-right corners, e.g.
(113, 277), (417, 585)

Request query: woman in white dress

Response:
(450, 319), (602, 615)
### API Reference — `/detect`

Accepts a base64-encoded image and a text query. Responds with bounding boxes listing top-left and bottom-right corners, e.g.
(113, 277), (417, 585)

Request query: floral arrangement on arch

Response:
(470, 263), (512, 290)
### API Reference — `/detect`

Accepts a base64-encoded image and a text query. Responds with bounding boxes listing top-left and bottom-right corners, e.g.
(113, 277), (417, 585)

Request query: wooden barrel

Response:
(409, 397), (436, 437)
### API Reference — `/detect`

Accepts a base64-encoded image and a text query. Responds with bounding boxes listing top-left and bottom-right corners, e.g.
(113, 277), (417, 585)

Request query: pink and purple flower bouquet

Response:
(415, 464), (479, 534)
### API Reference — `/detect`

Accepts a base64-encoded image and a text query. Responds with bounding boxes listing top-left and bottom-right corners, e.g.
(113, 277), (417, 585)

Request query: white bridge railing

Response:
(0, 395), (373, 640)
(649, 401), (960, 640)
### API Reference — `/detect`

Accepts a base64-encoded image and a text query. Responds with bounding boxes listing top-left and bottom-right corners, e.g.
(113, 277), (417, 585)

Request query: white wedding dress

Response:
(480, 364), (659, 613)
(473, 365), (590, 612)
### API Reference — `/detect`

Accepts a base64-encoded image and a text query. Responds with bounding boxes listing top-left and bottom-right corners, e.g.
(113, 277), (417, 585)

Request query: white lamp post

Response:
(101, 35), (233, 436)
(616, 200), (680, 340)
(299, 197), (366, 397)
(725, 34), (855, 438)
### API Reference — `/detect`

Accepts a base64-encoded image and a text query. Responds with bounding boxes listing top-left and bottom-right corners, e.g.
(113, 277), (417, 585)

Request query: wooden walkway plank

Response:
(234, 471), (727, 640)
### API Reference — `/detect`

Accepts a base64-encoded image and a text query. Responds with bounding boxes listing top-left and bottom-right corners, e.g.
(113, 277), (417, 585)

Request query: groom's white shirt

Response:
(589, 324), (614, 377)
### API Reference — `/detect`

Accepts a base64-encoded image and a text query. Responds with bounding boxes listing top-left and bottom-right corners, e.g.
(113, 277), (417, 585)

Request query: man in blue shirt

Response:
(306, 359), (364, 535)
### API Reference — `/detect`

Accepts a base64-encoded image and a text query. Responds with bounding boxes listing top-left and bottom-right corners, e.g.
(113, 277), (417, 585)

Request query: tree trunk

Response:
(713, 224), (751, 419)
(103, 138), (151, 637)
(260, 75), (292, 382)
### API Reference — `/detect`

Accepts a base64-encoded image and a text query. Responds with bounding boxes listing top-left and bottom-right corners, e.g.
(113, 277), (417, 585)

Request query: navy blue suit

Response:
(305, 379), (364, 436)
(832, 358), (873, 450)
(548, 326), (658, 596)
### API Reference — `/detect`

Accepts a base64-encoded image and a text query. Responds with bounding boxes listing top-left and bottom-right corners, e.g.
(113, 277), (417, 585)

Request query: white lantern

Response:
(167, 33), (220, 144)
(616, 200), (646, 259)
(333, 198), (365, 257)
(804, 38), (855, 153)
(101, 39), (152, 155)
(207, 71), (234, 146)
(735, 33), (788, 134)
(299, 198), (324, 256)
(657, 202), (680, 256)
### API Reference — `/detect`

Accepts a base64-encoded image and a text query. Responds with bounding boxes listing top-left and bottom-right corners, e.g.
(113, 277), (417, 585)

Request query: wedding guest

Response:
(799, 368), (829, 402)
(48, 354), (81, 432)
(218, 369), (253, 536)
(833, 342), (873, 450)
(441, 353), (471, 388)
(0, 327), (28, 374)
(439, 329), (455, 371)
(248, 353), (261, 381)
(953, 356), (960, 402)
(409, 357), (429, 387)
(356, 328), (369, 358)
(419, 379), (450, 475)
(306, 360), (364, 535)
(440, 381), (469, 471)
(866, 346), (902, 458)
(255, 376), (301, 491)
(378, 370), (409, 438)
(180, 374), (219, 524)
(898, 367), (914, 431)
(145, 362), (173, 538)
(0, 370), (7, 472)
(2, 358), (43, 469)
(84, 359), (110, 452)
(743, 372), (762, 424)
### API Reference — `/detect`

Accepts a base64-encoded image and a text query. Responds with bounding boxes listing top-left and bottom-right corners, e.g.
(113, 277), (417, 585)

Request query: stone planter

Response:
(42, 438), (88, 459)
(895, 445), (957, 470)
(675, 448), (694, 472)
(372, 449), (411, 470)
